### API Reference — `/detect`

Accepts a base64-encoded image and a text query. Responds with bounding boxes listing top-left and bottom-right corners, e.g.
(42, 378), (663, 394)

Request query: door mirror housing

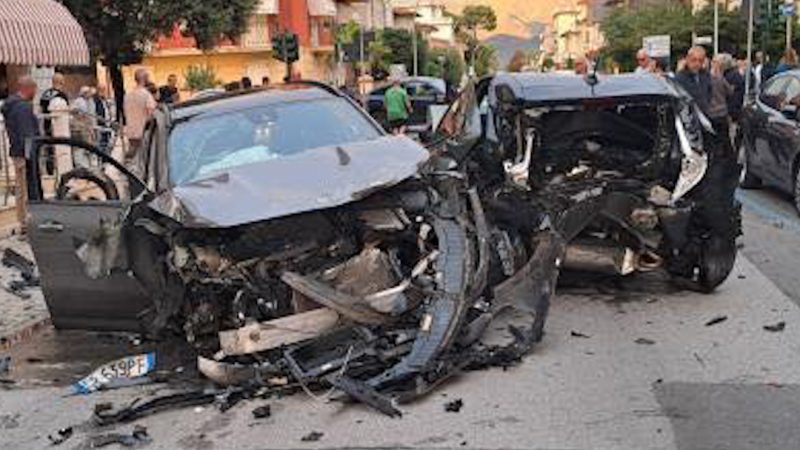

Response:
(781, 104), (799, 121)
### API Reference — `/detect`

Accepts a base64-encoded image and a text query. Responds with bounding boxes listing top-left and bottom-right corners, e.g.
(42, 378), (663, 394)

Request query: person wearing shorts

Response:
(384, 79), (411, 135)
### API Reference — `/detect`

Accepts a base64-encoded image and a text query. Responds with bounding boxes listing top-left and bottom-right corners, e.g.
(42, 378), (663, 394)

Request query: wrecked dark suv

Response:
(438, 73), (741, 292)
(24, 75), (739, 413)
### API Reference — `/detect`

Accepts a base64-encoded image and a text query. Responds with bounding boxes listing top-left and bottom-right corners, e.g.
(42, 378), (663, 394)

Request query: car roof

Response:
(370, 77), (446, 94)
(403, 76), (446, 92)
(490, 72), (682, 105)
(169, 84), (340, 121)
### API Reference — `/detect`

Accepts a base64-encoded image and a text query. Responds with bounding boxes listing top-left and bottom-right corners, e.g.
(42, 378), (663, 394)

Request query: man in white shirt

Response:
(123, 68), (156, 164)
(753, 51), (765, 93)
(634, 49), (651, 75)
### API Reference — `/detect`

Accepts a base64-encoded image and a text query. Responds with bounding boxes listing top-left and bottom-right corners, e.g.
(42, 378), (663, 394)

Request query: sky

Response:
(442, 0), (557, 37)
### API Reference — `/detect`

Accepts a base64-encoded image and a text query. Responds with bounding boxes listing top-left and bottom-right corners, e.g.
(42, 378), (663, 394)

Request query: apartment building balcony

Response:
(151, 14), (278, 57)
(309, 0), (337, 52)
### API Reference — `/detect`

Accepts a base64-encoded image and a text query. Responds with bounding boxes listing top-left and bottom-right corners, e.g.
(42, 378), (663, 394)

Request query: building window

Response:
(243, 14), (271, 48)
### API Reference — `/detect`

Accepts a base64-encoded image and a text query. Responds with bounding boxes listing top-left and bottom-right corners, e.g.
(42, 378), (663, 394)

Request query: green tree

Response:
(378, 28), (429, 77)
(474, 44), (498, 77)
(693, 5), (747, 57)
(62, 0), (258, 114)
(453, 5), (497, 74)
(425, 48), (465, 87)
(336, 20), (361, 46)
(507, 49), (529, 72)
(601, 4), (693, 71)
(184, 65), (220, 91)
(368, 31), (392, 79)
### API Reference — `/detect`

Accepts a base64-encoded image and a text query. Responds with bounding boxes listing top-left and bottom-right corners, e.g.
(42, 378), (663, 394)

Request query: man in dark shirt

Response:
(38, 73), (67, 175)
(675, 46), (712, 117)
(722, 54), (745, 123)
(93, 84), (113, 153)
(158, 74), (180, 104)
(1, 76), (39, 233)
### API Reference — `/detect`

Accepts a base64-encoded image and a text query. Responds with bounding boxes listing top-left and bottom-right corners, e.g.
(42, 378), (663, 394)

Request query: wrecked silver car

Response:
(25, 75), (739, 414)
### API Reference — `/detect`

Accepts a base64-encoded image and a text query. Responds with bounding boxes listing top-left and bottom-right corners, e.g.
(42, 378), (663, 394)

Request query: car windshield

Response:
(168, 97), (382, 185)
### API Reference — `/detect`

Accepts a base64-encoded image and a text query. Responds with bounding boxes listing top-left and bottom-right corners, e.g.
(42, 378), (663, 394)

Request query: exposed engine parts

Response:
(57, 74), (740, 417)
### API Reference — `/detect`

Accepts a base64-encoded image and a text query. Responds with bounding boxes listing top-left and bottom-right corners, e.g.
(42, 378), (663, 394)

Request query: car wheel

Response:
(697, 234), (737, 293)
(738, 137), (761, 189)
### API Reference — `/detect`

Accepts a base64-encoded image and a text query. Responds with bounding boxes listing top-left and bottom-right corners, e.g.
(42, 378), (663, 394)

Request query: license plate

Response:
(72, 352), (156, 394)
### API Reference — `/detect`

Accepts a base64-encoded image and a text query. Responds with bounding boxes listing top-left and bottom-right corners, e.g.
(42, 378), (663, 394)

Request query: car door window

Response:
(416, 83), (437, 97)
(760, 77), (790, 110)
(28, 138), (146, 203)
(437, 81), (480, 139)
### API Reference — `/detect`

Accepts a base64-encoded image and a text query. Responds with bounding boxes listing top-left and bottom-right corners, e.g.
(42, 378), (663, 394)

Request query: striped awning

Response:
(308, 0), (337, 17)
(0, 0), (90, 66)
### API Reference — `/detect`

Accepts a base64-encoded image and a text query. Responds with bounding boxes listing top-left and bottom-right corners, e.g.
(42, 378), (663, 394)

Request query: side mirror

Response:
(418, 130), (434, 144)
(781, 104), (799, 120)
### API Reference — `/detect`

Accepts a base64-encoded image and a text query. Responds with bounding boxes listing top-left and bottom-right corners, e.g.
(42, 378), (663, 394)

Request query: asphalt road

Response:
(1, 187), (800, 450)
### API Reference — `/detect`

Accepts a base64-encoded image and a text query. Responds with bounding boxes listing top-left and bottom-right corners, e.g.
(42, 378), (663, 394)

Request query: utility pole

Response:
(412, 27), (418, 76)
(359, 22), (365, 75)
(714, 0), (721, 55)
(412, 0), (419, 76)
(745, 0), (755, 99)
(787, 0), (795, 52)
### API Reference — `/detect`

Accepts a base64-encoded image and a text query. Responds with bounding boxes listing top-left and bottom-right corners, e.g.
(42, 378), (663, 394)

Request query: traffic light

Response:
(284, 32), (299, 64)
(272, 33), (285, 61)
(272, 32), (299, 64)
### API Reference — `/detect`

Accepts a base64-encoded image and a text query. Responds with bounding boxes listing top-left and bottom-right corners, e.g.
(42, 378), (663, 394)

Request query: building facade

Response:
(391, 0), (455, 47)
(114, 0), (339, 92)
(104, 0), (459, 93)
(543, 0), (605, 67)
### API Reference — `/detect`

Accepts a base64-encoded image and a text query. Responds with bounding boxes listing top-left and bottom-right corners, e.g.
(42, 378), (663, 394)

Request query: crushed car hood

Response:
(149, 135), (429, 228)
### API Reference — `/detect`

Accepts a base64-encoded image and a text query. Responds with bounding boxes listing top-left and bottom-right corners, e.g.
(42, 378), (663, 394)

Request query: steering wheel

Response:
(55, 167), (120, 201)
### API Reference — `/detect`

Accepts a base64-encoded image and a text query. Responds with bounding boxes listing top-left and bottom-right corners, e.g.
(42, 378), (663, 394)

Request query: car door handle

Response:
(37, 221), (64, 232)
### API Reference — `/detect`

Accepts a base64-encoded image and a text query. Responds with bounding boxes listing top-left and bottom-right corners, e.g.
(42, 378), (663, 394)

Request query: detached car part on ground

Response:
(25, 76), (739, 415)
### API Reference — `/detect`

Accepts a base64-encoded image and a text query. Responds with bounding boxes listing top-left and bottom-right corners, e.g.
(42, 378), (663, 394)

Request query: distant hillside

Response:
(483, 33), (541, 68)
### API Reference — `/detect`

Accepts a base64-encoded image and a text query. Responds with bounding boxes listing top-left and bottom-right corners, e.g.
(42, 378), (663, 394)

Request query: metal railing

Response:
(0, 115), (12, 206)
(0, 108), (126, 207)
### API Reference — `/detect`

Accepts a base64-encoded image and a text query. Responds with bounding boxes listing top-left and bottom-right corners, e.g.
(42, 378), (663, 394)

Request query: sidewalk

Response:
(0, 238), (49, 350)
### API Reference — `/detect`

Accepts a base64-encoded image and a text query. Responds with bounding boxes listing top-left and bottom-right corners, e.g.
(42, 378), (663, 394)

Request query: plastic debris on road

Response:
(72, 353), (156, 395)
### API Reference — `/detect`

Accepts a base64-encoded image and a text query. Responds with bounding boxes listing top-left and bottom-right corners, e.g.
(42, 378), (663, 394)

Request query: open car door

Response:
(27, 137), (151, 331)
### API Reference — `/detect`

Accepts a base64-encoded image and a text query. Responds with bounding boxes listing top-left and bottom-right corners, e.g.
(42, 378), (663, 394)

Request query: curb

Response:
(0, 317), (51, 351)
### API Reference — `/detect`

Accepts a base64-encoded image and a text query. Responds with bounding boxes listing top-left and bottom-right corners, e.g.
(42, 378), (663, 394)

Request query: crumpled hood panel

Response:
(148, 135), (429, 228)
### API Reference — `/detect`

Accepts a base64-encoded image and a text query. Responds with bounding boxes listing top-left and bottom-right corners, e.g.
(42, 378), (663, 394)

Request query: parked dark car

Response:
(738, 70), (800, 213)
(365, 76), (448, 131)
